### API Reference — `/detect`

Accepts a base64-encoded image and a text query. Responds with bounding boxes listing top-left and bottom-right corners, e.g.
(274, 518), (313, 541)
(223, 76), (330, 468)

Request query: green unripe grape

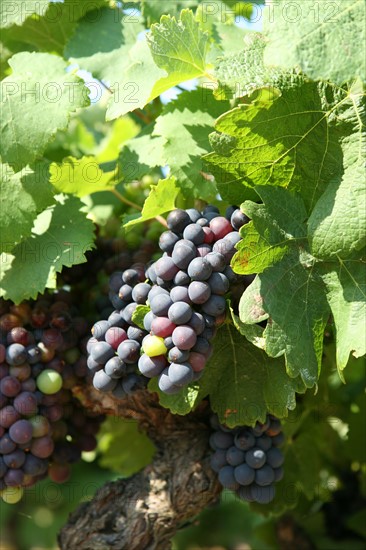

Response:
(141, 174), (155, 188)
(36, 369), (63, 394)
(1, 486), (24, 504)
(30, 415), (51, 437)
(142, 335), (167, 357)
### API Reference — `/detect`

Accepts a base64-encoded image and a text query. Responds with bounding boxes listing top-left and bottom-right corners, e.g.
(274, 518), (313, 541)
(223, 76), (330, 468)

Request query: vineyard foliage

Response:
(0, 0), (365, 519)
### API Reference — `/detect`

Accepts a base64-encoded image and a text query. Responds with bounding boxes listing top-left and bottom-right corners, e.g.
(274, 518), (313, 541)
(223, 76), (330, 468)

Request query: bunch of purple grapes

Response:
(0, 294), (104, 503)
(87, 205), (250, 397)
(87, 263), (152, 398)
(210, 414), (285, 504)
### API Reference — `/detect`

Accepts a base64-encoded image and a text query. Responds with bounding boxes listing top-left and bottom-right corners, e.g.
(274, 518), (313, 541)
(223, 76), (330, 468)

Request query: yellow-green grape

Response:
(142, 335), (167, 357)
(36, 369), (63, 394)
(1, 486), (24, 504)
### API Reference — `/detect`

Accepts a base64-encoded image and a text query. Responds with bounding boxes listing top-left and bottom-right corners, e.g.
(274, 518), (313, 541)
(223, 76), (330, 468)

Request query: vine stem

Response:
(110, 188), (168, 228)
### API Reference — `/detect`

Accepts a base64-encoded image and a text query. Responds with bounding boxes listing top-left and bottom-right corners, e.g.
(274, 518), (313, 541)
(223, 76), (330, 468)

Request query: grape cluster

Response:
(210, 414), (285, 504)
(87, 262), (153, 397)
(0, 294), (104, 503)
(139, 205), (249, 394)
(87, 205), (249, 397)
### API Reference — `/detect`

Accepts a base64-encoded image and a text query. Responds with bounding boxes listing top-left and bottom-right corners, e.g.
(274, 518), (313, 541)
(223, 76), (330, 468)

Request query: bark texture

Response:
(58, 386), (221, 550)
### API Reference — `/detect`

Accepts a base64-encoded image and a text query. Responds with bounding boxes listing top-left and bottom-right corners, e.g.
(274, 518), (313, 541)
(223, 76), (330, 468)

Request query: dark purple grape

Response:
(105, 327), (127, 350)
(9, 419), (33, 444)
(234, 463), (255, 486)
(159, 231), (180, 254)
(245, 448), (266, 469)
(90, 341), (115, 364)
(23, 454), (48, 476)
(172, 240), (196, 270)
(122, 373), (146, 394)
(93, 370), (117, 392)
(189, 352), (206, 372)
(189, 312), (205, 335)
(122, 269), (139, 285)
(183, 223), (205, 245)
(150, 317), (176, 338)
(204, 251), (226, 272)
(13, 391), (38, 416)
(158, 368), (180, 394)
(132, 283), (151, 304)
(225, 205), (237, 220)
(166, 209), (191, 233)
(168, 362), (193, 386)
(109, 272), (123, 293)
(150, 294), (173, 317)
(0, 405), (20, 428)
(188, 281), (211, 304)
(251, 483), (275, 504)
(122, 302), (138, 324)
(209, 216), (232, 239)
(4, 468), (24, 486)
(202, 295), (226, 317)
(266, 447), (284, 468)
(170, 286), (191, 304)
(234, 430), (255, 450)
(91, 320), (110, 340)
(210, 431), (234, 450)
(218, 465), (239, 490)
(154, 256), (179, 281)
(5, 343), (27, 365)
(3, 449), (25, 468)
(104, 357), (127, 379)
(108, 310), (126, 328)
(256, 435), (272, 452)
(143, 310), (156, 332)
(192, 337), (211, 356)
(0, 434), (16, 454)
(168, 347), (190, 363)
(138, 354), (166, 377)
(168, 302), (192, 325)
(226, 446), (245, 466)
(209, 274), (230, 298)
(127, 326), (146, 342)
(187, 257), (212, 281)
(173, 271), (190, 286)
(0, 376), (21, 397)
(231, 209), (249, 230)
(210, 449), (227, 472)
(117, 340), (140, 364)
(186, 208), (201, 223)
(255, 465), (275, 486)
(118, 284), (133, 302)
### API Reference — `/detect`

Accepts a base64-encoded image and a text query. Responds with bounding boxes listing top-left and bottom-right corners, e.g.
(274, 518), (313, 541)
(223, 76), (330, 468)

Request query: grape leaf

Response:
(263, 0), (366, 84)
(229, 304), (266, 350)
(98, 417), (155, 476)
(123, 177), (179, 227)
(308, 84), (366, 259)
(119, 126), (167, 183)
(1, 0), (107, 54)
(0, 0), (50, 28)
(147, 9), (212, 83)
(0, 195), (95, 303)
(132, 305), (151, 330)
(153, 89), (229, 199)
(234, 186), (365, 382)
(50, 156), (116, 197)
(0, 162), (54, 252)
(199, 323), (304, 428)
(321, 261), (366, 378)
(204, 77), (364, 211)
(148, 378), (202, 415)
(142, 0), (199, 24)
(0, 52), (89, 170)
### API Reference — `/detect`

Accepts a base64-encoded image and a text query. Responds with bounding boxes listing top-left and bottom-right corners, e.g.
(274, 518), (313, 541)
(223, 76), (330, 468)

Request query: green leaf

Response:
(0, 162), (54, 252)
(204, 77), (364, 211)
(1, 0), (107, 54)
(321, 261), (366, 377)
(308, 85), (366, 259)
(230, 304), (266, 350)
(0, 52), (89, 170)
(0, 1), (50, 28)
(0, 195), (95, 303)
(213, 32), (272, 100)
(98, 417), (155, 476)
(142, 0), (198, 24)
(50, 156), (116, 197)
(263, 0), (366, 84)
(236, 187), (330, 386)
(119, 126), (167, 183)
(199, 323), (304, 427)
(132, 305), (151, 330)
(123, 177), (179, 227)
(147, 9), (212, 82)
(153, 89), (229, 199)
(148, 377), (202, 415)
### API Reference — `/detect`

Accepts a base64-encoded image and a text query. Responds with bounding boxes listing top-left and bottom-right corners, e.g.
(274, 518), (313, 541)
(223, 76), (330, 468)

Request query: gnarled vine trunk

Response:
(58, 387), (221, 549)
